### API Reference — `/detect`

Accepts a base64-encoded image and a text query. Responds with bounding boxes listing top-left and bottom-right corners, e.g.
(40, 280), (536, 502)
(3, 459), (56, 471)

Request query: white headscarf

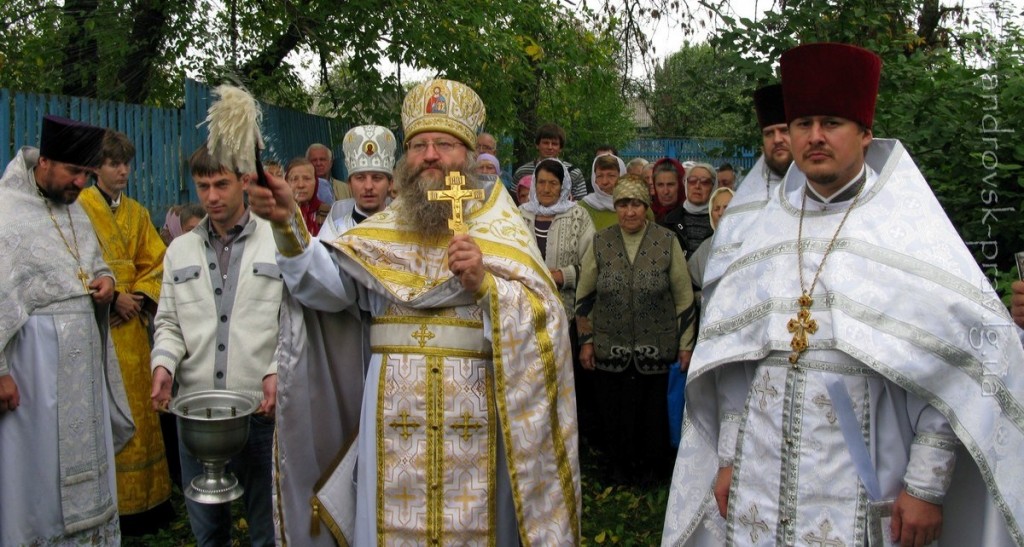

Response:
(520, 158), (575, 216)
(708, 186), (735, 230)
(682, 162), (718, 214)
(582, 153), (627, 211)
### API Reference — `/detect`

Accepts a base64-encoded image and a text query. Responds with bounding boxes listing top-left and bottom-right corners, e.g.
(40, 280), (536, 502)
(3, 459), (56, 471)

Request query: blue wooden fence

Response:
(181, 79), (347, 198)
(1, 80), (346, 222)
(1, 87), (183, 218)
(620, 137), (760, 174)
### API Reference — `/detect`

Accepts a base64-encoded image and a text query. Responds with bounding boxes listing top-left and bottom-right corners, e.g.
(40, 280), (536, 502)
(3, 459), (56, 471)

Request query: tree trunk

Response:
(117, 0), (176, 103)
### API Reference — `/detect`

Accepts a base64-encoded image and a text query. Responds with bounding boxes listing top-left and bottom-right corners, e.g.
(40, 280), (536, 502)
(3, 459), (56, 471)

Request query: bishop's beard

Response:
(393, 155), (482, 237)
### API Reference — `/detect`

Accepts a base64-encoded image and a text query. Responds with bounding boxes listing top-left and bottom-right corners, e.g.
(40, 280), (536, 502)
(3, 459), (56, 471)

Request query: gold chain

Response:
(41, 192), (91, 293)
(796, 173), (867, 296)
(788, 172), (867, 365)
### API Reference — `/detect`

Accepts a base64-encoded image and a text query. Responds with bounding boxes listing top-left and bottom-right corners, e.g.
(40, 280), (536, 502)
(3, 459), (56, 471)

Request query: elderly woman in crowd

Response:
(626, 157), (648, 177)
(581, 154), (655, 231)
(650, 158), (686, 222)
(519, 158), (597, 437)
(663, 161), (717, 257)
(477, 153), (515, 200)
(476, 153), (500, 176)
(286, 157), (327, 236)
(520, 158), (596, 320)
(576, 176), (697, 484)
(687, 186), (734, 308)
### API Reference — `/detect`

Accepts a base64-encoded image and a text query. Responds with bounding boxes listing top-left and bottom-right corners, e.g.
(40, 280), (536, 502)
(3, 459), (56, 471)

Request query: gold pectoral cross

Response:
(77, 268), (91, 293)
(787, 293), (818, 364)
(427, 171), (484, 235)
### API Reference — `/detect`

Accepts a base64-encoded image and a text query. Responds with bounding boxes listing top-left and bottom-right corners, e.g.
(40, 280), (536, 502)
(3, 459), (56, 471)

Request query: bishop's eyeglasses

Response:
(406, 139), (465, 155)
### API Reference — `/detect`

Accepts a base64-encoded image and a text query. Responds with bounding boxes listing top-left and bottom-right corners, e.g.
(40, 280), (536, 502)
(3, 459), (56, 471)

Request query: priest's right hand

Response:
(248, 172), (296, 223)
(0, 374), (19, 414)
(714, 465), (733, 518)
(1011, 280), (1024, 330)
(151, 366), (173, 412)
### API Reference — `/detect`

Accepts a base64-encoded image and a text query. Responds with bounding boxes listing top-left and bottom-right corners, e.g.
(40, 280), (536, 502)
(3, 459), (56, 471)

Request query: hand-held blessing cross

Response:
(427, 171), (485, 235)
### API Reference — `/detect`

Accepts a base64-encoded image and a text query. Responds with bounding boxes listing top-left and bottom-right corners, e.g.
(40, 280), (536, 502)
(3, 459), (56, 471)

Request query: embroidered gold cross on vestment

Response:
(389, 409), (421, 440)
(787, 293), (818, 364)
(427, 171), (484, 235)
(450, 411), (483, 441)
(411, 324), (435, 348)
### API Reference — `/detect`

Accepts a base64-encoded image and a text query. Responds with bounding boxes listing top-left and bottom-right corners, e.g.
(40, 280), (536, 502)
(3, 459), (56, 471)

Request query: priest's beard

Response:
(394, 156), (481, 237)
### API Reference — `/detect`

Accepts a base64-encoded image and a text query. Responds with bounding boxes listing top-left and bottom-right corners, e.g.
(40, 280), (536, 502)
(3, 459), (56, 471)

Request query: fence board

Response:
(2, 80), (350, 220)
(0, 89), (10, 166)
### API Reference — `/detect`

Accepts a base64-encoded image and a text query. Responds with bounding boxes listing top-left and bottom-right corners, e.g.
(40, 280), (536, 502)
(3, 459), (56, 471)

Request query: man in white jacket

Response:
(150, 144), (282, 547)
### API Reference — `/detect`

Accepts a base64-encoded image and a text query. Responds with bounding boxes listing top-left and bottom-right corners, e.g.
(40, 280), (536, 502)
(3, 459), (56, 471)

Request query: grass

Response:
(124, 441), (669, 546)
(578, 443), (670, 546)
(121, 493), (251, 547)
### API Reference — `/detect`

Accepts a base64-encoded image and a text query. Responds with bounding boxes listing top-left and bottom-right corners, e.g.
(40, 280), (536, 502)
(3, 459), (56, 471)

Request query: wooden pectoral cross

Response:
(427, 171), (484, 236)
(787, 293), (818, 364)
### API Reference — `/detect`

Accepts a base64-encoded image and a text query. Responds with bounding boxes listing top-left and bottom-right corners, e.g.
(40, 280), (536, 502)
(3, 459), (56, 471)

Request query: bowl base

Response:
(185, 473), (244, 504)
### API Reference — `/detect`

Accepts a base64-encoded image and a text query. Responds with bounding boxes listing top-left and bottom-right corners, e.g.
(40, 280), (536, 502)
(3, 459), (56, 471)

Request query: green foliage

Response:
(0, 0), (209, 106)
(708, 0), (1024, 291)
(0, 2), (67, 94)
(1, 0), (635, 170)
(577, 441), (671, 545)
(532, 23), (637, 167)
(645, 43), (756, 143)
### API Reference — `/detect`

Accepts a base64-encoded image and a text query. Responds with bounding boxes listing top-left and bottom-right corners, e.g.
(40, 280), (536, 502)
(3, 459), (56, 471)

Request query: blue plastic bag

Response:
(667, 362), (686, 448)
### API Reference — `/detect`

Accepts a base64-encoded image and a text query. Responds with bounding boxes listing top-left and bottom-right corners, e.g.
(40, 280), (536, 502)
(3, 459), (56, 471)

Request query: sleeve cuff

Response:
(474, 272), (496, 301)
(902, 433), (960, 503)
(717, 414), (742, 465)
(272, 206), (312, 258)
(150, 349), (179, 377)
(561, 265), (578, 289)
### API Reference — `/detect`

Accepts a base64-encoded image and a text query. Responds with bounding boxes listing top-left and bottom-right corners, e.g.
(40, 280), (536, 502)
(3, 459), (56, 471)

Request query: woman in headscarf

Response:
(580, 154), (653, 231)
(650, 158), (685, 222)
(286, 157), (327, 236)
(687, 186), (734, 309)
(662, 161), (717, 257)
(476, 153), (501, 177)
(477, 153), (516, 201)
(516, 175), (532, 205)
(520, 158), (596, 320)
(576, 175), (696, 484)
(519, 158), (597, 438)
(160, 205), (182, 245)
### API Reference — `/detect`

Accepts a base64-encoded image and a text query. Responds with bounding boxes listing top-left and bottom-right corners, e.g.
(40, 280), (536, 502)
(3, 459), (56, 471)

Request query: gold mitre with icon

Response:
(343, 125), (396, 176)
(401, 79), (486, 150)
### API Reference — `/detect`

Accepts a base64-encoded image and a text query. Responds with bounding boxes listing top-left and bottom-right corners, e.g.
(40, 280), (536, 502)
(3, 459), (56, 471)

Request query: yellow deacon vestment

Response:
(274, 183), (581, 546)
(79, 186), (172, 515)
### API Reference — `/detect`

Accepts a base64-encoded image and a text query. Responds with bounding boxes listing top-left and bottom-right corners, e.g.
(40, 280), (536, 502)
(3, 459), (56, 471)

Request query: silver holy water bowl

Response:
(171, 390), (259, 504)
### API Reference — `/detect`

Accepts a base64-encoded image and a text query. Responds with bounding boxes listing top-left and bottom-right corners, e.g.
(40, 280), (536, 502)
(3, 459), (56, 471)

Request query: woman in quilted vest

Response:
(575, 175), (698, 484)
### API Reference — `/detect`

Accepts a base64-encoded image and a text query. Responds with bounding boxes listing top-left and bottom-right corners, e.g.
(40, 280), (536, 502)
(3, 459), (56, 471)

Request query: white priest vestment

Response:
(0, 148), (134, 546)
(662, 140), (1024, 546)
